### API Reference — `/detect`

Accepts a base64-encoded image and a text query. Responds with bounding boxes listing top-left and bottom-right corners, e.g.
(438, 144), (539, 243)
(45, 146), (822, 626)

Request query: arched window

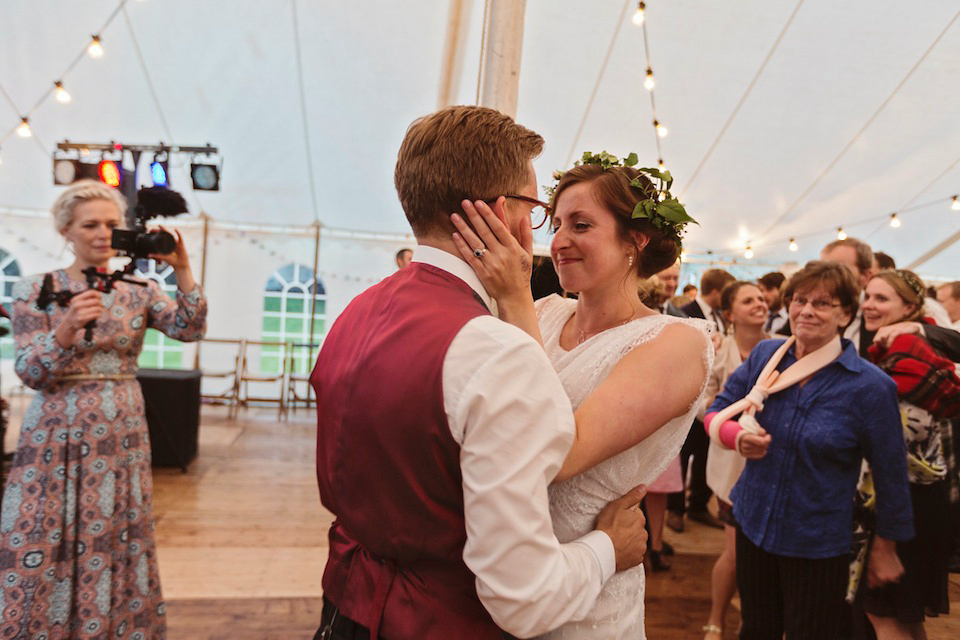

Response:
(135, 259), (184, 369)
(261, 263), (326, 373)
(0, 247), (20, 359)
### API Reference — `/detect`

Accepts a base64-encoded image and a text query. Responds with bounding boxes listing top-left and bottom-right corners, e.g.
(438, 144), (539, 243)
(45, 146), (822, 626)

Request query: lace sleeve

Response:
(591, 317), (714, 491)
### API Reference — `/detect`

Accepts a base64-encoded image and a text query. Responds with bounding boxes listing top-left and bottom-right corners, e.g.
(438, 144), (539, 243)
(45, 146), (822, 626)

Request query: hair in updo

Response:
(51, 179), (127, 233)
(549, 164), (679, 278)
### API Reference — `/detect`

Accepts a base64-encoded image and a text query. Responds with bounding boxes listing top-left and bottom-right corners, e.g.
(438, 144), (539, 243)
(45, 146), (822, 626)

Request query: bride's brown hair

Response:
(549, 164), (678, 278)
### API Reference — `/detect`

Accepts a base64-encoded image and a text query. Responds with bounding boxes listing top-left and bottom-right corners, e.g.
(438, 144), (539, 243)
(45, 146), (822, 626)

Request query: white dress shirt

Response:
(695, 296), (724, 333)
(411, 246), (615, 638)
(765, 307), (788, 334)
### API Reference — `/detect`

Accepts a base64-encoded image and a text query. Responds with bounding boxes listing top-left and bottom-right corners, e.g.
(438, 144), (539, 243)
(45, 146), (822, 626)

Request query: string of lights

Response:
(756, 7), (960, 240)
(633, 2), (670, 172)
(0, 0), (133, 159)
(714, 193), (960, 260)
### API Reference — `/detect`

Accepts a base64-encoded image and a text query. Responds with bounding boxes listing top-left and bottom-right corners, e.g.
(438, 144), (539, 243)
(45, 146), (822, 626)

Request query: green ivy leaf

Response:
(633, 199), (656, 219)
(623, 152), (639, 167)
(637, 167), (666, 182)
(656, 198), (697, 225)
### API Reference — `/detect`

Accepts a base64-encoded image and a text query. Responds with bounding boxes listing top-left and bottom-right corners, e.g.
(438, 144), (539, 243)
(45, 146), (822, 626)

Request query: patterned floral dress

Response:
(0, 270), (206, 639)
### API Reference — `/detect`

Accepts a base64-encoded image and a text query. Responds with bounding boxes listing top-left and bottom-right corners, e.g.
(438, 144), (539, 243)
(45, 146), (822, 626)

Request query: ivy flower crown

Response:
(545, 151), (697, 250)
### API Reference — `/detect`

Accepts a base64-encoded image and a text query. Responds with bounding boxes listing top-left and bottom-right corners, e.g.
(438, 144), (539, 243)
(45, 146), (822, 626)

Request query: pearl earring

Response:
(628, 254), (635, 268)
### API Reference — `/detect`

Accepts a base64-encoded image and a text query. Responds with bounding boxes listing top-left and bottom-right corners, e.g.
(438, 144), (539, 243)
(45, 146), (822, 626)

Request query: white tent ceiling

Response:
(2, 0), (959, 277)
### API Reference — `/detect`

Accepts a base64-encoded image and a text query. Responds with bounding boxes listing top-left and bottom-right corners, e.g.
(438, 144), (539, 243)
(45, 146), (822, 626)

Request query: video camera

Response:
(111, 186), (189, 259)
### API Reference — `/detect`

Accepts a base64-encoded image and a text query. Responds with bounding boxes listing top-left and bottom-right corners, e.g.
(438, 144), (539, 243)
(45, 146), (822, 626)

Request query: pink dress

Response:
(0, 270), (206, 639)
(646, 455), (683, 493)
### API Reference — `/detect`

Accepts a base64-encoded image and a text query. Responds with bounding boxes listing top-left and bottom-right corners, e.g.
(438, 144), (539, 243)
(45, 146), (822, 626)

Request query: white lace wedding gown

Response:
(535, 295), (713, 640)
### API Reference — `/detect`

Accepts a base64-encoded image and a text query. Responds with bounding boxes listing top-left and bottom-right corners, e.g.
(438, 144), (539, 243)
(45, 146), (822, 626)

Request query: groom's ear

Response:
(487, 196), (509, 226)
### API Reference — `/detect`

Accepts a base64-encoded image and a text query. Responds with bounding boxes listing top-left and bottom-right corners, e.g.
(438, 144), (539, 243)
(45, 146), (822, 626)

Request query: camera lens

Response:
(138, 230), (176, 255)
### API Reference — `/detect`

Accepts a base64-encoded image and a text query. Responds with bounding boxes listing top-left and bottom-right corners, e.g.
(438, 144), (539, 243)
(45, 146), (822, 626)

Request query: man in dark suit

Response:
(653, 263), (687, 317)
(679, 269), (736, 333)
(669, 269), (736, 531)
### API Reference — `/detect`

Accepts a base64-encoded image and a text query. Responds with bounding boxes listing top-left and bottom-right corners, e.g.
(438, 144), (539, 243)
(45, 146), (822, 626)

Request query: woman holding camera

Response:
(0, 180), (206, 638)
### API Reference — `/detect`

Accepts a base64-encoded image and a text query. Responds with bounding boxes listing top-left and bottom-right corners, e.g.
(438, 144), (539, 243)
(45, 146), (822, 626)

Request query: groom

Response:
(311, 106), (648, 639)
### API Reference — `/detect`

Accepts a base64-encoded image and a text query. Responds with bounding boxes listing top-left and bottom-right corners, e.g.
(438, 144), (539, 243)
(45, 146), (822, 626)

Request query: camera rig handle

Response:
(36, 268), (148, 342)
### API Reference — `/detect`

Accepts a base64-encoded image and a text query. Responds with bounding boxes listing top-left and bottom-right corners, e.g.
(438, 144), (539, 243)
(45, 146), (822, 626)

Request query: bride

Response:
(451, 153), (713, 638)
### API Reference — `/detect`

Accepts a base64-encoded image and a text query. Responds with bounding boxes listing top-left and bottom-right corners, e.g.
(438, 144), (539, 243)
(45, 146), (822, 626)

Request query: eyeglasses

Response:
(485, 194), (553, 230)
(788, 296), (842, 312)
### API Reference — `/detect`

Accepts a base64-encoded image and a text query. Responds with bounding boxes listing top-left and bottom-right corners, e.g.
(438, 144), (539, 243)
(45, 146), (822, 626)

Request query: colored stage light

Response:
(151, 161), (169, 187)
(53, 159), (79, 185)
(191, 163), (220, 191)
(99, 160), (122, 188)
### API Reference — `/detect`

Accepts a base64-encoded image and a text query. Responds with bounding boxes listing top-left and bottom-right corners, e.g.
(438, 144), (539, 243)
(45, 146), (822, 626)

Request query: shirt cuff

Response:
(572, 530), (616, 586)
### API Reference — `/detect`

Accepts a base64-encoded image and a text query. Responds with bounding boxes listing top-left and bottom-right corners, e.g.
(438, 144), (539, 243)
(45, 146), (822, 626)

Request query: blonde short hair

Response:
(394, 106), (544, 237)
(51, 180), (127, 233)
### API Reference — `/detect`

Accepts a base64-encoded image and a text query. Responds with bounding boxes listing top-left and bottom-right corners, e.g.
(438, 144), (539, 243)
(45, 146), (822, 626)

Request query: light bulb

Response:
(837, 227), (847, 240)
(744, 246), (754, 259)
(658, 158), (666, 172)
(87, 35), (104, 58)
(16, 117), (32, 138)
(679, 249), (688, 262)
(644, 68), (655, 91)
(889, 213), (901, 228)
(654, 120), (668, 138)
(789, 238), (798, 252)
(631, 2), (646, 26)
(54, 81), (72, 104)
(952, 195), (960, 211)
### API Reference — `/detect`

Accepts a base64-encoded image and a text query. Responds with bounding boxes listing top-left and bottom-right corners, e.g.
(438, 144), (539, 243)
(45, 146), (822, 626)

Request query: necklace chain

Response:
(575, 309), (641, 345)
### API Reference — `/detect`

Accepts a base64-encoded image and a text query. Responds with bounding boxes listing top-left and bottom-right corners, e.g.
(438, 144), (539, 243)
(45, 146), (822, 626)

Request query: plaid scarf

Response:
(867, 323), (960, 420)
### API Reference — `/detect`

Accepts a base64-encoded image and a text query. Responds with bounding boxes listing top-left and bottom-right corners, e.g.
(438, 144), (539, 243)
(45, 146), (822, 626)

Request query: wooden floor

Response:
(4, 400), (959, 638)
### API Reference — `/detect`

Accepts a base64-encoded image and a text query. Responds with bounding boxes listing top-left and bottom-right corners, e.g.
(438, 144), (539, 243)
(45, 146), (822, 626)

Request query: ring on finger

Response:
(473, 248), (487, 258)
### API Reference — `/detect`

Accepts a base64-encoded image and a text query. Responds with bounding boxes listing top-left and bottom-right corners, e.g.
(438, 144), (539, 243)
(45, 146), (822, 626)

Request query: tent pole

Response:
(306, 222), (322, 404)
(478, 0), (527, 117)
(193, 212), (210, 370)
(438, 0), (469, 108)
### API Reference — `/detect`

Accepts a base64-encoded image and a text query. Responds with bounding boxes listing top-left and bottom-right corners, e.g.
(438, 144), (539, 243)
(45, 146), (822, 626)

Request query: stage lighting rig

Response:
(54, 141), (221, 199)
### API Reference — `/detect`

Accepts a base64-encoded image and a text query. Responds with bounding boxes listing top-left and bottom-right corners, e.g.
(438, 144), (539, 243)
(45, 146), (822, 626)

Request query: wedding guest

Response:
(0, 180), (206, 638)
(757, 271), (787, 334)
(395, 247), (413, 269)
(820, 237), (960, 359)
(653, 263), (687, 317)
(936, 282), (960, 328)
(700, 281), (770, 640)
(706, 261), (913, 640)
(873, 250), (896, 271)
(668, 268), (736, 531)
(646, 262), (688, 570)
(683, 284), (698, 301)
(854, 269), (959, 639)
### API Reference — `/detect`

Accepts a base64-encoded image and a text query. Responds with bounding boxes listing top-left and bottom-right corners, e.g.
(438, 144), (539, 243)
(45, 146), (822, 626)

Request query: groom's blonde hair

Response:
(394, 106), (543, 238)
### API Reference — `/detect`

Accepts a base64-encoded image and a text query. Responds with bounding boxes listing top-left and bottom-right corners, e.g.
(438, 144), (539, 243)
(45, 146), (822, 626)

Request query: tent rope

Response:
(756, 7), (960, 241)
(564, 0), (632, 168)
(291, 0), (322, 224)
(680, 0), (806, 199)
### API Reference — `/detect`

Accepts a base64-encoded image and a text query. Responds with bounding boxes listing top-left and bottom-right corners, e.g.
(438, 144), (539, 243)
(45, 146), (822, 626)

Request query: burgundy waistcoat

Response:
(311, 263), (503, 639)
